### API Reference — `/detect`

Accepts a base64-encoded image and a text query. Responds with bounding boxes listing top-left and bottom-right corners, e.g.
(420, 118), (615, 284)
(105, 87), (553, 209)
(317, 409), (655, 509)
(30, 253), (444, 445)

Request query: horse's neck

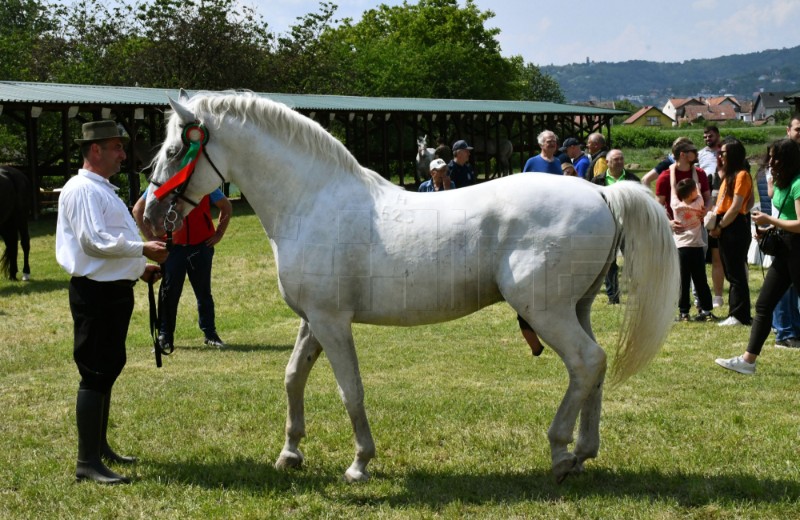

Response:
(221, 129), (375, 217)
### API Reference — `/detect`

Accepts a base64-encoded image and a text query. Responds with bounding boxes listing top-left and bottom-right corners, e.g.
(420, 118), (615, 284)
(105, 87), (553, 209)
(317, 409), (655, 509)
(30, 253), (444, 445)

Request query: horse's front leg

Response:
(309, 316), (375, 483)
(275, 319), (323, 471)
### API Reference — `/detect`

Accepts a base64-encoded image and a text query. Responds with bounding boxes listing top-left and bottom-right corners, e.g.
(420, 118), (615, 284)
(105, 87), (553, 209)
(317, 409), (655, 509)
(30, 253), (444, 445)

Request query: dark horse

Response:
(0, 166), (32, 281)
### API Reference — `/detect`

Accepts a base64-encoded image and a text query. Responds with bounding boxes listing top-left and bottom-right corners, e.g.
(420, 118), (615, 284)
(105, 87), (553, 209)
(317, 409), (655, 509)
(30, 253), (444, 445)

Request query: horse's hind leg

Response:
(573, 295), (604, 470)
(0, 226), (18, 280)
(574, 367), (605, 472)
(19, 220), (30, 281)
(308, 316), (375, 482)
(535, 312), (606, 483)
(275, 319), (323, 471)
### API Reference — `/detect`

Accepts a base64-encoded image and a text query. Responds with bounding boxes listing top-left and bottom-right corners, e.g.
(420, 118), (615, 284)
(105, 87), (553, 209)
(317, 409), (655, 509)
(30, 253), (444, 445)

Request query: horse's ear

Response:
(168, 96), (196, 124)
(179, 88), (190, 102)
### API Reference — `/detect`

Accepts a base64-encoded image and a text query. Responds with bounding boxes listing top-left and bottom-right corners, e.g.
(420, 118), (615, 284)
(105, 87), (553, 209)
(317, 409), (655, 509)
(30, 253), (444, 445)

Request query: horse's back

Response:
(0, 167), (31, 214)
(341, 174), (615, 326)
(0, 172), (14, 225)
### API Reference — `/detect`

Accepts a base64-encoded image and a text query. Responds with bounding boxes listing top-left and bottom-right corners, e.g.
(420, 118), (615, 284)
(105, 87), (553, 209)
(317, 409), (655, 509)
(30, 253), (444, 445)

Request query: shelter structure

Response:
(0, 81), (624, 216)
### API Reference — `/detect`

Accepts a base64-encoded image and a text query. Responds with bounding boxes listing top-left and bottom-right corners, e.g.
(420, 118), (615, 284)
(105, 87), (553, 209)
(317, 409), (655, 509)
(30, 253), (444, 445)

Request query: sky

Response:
(243, 0), (800, 66)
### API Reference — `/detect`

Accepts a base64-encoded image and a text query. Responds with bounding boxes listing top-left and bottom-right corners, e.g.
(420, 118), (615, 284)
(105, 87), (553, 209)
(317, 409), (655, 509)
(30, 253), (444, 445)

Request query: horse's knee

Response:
(582, 347), (607, 381)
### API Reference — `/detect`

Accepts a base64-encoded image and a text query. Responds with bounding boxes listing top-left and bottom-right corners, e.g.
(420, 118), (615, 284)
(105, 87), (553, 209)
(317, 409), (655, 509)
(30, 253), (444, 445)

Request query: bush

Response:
(611, 125), (786, 150)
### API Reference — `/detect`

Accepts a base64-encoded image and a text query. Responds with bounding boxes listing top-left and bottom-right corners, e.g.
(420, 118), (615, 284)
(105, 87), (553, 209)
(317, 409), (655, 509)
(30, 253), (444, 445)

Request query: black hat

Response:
(562, 137), (581, 148)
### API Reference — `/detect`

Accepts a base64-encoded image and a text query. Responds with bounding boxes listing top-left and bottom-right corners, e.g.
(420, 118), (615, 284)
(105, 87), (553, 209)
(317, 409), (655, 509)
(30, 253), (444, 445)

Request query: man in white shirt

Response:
(697, 125), (725, 308)
(56, 121), (168, 484)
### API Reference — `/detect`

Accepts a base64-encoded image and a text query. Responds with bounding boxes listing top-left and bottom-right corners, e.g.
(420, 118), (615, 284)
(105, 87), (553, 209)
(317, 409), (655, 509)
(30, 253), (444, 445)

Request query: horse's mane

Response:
(187, 92), (395, 191)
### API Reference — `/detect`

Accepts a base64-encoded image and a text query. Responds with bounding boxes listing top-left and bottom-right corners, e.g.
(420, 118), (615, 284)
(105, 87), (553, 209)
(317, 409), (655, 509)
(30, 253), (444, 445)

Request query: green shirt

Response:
(604, 170), (626, 186)
(772, 174), (800, 221)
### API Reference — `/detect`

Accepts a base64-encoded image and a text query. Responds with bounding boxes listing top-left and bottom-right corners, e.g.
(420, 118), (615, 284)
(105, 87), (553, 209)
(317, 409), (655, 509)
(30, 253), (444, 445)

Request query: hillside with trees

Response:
(542, 46), (800, 105)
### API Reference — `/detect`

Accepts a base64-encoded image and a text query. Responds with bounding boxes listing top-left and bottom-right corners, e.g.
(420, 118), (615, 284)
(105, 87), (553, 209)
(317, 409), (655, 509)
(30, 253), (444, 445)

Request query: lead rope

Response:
(148, 201), (179, 367)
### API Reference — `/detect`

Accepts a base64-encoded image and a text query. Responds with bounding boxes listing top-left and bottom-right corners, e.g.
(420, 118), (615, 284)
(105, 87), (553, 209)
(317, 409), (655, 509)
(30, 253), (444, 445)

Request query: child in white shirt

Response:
(672, 178), (716, 322)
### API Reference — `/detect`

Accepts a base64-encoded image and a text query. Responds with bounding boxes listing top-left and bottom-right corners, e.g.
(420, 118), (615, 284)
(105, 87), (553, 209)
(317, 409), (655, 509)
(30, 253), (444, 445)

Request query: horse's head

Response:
(144, 91), (230, 237)
(417, 135), (428, 156)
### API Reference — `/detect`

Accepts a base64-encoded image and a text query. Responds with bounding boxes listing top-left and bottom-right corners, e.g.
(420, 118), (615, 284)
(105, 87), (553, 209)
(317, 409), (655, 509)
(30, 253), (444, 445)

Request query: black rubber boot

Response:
(75, 389), (130, 484)
(101, 390), (137, 464)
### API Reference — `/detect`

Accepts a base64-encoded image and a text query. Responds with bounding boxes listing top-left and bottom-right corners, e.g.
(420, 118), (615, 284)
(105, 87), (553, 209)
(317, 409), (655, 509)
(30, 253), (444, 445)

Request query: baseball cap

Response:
(452, 140), (473, 152)
(429, 158), (447, 170)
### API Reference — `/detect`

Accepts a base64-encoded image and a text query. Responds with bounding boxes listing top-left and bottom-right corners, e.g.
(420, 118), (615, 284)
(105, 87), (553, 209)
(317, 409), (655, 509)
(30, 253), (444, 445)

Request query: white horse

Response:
(144, 92), (678, 484)
(416, 135), (435, 181)
(471, 135), (513, 177)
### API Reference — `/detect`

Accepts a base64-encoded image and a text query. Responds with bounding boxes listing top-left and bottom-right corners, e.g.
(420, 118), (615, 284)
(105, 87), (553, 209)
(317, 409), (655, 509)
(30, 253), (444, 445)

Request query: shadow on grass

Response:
(0, 277), (69, 296)
(171, 343), (294, 353)
(389, 468), (800, 506)
(141, 459), (800, 506)
(145, 457), (331, 490)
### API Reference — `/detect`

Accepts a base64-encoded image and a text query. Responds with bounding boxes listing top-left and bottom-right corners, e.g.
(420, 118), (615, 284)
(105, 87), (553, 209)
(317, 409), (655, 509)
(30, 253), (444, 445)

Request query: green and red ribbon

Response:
(154, 125), (207, 201)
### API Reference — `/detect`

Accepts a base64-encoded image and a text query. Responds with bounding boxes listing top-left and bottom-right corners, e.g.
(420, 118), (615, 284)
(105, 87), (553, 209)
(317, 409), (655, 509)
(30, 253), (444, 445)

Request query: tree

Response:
(47, 0), (274, 89)
(127, 0), (273, 89)
(508, 57), (565, 103)
(268, 2), (352, 94)
(0, 0), (63, 81)
(328, 0), (518, 99)
(612, 99), (640, 125)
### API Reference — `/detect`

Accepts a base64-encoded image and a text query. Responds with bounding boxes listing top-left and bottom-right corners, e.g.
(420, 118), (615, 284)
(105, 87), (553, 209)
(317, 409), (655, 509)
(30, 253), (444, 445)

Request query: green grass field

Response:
(1, 199), (799, 519)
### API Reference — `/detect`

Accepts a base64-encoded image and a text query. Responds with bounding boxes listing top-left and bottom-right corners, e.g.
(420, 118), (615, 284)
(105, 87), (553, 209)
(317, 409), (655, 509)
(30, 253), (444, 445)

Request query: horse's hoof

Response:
(343, 466), (370, 483)
(553, 454), (578, 484)
(274, 449), (304, 470)
(21, 273), (30, 282)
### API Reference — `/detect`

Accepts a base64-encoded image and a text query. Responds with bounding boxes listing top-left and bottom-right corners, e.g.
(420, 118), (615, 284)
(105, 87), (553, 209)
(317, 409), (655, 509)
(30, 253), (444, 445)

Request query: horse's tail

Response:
(602, 181), (679, 384)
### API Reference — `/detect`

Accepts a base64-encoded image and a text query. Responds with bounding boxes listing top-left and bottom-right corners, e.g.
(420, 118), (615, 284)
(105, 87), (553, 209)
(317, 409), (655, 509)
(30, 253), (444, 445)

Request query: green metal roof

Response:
(0, 80), (624, 115)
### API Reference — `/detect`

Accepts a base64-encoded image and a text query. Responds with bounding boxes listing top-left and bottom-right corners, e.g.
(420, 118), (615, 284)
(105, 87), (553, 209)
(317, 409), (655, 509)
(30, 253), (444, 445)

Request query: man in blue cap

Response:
(447, 140), (476, 188)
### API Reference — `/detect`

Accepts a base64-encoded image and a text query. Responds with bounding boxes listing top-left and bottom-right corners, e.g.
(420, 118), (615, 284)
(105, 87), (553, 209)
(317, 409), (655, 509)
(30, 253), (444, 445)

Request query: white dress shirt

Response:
(697, 146), (718, 176)
(56, 169), (146, 281)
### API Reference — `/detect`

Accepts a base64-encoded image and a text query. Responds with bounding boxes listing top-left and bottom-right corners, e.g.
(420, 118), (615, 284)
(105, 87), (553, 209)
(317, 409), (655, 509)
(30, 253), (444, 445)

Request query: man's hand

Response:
(205, 231), (224, 247)
(143, 241), (169, 264)
(140, 264), (162, 284)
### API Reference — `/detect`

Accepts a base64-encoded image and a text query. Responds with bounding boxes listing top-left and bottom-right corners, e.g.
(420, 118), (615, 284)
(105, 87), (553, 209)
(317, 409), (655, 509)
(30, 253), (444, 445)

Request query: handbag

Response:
(757, 227), (785, 256)
(704, 211), (718, 231)
(756, 193), (789, 256)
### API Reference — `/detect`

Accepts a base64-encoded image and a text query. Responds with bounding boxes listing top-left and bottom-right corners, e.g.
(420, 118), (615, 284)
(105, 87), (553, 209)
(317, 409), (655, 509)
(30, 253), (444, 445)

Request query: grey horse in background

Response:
(471, 136), (513, 177)
(415, 135), (435, 182)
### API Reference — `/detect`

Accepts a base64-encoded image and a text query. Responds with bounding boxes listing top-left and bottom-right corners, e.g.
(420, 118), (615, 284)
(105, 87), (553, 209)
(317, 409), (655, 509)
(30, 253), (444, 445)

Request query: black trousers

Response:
(718, 213), (752, 324)
(747, 232), (800, 356)
(69, 277), (134, 393)
(678, 246), (713, 313)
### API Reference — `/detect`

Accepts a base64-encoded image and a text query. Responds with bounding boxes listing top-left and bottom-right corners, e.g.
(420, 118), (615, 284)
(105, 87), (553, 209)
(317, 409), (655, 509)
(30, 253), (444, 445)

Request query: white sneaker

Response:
(715, 355), (755, 374)
(718, 316), (744, 327)
(712, 296), (723, 308)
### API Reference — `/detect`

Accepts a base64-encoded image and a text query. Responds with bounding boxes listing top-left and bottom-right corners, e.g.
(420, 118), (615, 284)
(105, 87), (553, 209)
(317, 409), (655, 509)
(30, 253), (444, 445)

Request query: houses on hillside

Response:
(620, 92), (791, 126)
(752, 91), (794, 122)
(622, 106), (674, 127)
(604, 91), (796, 127)
(660, 96), (749, 125)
